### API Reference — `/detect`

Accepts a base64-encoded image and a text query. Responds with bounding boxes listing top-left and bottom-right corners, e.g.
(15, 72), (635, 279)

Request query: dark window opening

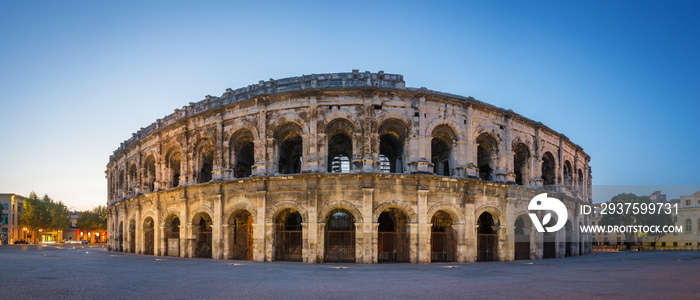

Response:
(431, 138), (451, 176)
(542, 152), (556, 185)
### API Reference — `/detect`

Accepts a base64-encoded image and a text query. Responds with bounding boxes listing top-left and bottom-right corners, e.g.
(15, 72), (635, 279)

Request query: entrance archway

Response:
(128, 219), (136, 253)
(543, 231), (556, 259)
(164, 216), (180, 257)
(324, 209), (356, 263)
(118, 221), (124, 252)
(275, 209), (303, 261)
(228, 210), (253, 260)
(431, 210), (456, 262)
(514, 216), (530, 260)
(192, 213), (213, 258)
(477, 212), (498, 262)
(378, 208), (409, 263)
(143, 217), (154, 255)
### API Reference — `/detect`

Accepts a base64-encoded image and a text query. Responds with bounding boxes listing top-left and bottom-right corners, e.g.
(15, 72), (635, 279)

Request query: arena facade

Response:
(106, 70), (592, 263)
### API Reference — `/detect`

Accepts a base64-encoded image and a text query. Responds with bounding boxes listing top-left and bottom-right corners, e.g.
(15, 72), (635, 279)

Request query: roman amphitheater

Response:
(106, 70), (592, 263)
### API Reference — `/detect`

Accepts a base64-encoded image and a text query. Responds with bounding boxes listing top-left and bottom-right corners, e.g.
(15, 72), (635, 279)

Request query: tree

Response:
(638, 206), (674, 249)
(600, 193), (650, 250)
(21, 192), (71, 233)
(77, 205), (108, 232)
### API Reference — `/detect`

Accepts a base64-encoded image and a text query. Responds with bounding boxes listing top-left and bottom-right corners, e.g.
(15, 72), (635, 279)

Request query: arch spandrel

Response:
(189, 205), (215, 224)
(426, 202), (464, 225)
(266, 200), (308, 223)
(318, 111), (362, 135)
(317, 201), (363, 224)
(373, 199), (417, 223)
(223, 202), (259, 223)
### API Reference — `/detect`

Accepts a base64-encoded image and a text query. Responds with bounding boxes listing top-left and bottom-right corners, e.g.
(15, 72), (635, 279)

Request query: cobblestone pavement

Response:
(1, 246), (698, 299)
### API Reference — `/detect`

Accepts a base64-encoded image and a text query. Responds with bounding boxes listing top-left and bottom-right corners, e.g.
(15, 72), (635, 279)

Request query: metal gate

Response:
(129, 229), (135, 253)
(195, 231), (212, 258)
(325, 230), (355, 263)
(230, 224), (253, 260)
(477, 234), (497, 261)
(144, 230), (154, 255)
(543, 233), (556, 259)
(165, 231), (179, 257)
(514, 241), (530, 260)
(431, 232), (456, 262)
(378, 232), (409, 263)
(275, 230), (302, 261)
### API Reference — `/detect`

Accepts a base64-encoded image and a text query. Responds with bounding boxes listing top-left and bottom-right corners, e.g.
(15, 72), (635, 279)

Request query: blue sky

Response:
(1, 1), (698, 210)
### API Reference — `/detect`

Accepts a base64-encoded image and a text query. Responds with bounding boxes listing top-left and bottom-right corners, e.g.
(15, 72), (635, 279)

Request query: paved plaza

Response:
(1, 245), (698, 299)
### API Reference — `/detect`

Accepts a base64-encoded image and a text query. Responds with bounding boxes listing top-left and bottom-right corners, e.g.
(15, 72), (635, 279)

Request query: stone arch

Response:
(317, 201), (364, 224)
(141, 211), (156, 225)
(426, 202), (464, 224)
(426, 119), (463, 141)
(373, 199), (417, 223)
(266, 200), (308, 222)
(318, 111), (362, 134)
(474, 126), (503, 144)
(267, 114), (310, 137)
(223, 202), (259, 223)
(474, 204), (503, 225)
(190, 129), (218, 154)
(373, 111), (413, 134)
(189, 205), (215, 225)
(511, 136), (533, 152)
(162, 140), (184, 163)
(224, 120), (260, 143)
(161, 208), (181, 226)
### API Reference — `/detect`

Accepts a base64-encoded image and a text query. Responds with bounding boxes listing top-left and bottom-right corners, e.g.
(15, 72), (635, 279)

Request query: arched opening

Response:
(477, 212), (498, 261)
(577, 169), (584, 190)
(276, 123), (303, 174)
(563, 160), (573, 187)
(476, 133), (498, 181)
(379, 120), (407, 174)
(118, 170), (125, 194)
(431, 210), (456, 262)
(565, 221), (573, 257)
(431, 125), (456, 176)
(541, 152), (556, 186)
(143, 155), (156, 192)
(231, 130), (255, 178)
(143, 217), (154, 255)
(513, 143), (530, 185)
(514, 216), (530, 260)
(164, 216), (180, 257)
(196, 140), (214, 184)
(118, 221), (124, 252)
(192, 213), (213, 258)
(378, 208), (409, 263)
(328, 134), (352, 173)
(128, 219), (136, 253)
(128, 164), (138, 192)
(543, 231), (556, 259)
(324, 209), (356, 262)
(326, 119), (354, 173)
(166, 149), (182, 188)
(274, 209), (302, 261)
(228, 210), (253, 260)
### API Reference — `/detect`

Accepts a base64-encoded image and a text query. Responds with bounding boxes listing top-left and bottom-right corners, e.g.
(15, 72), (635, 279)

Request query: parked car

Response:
(80, 240), (88, 244)
(13, 239), (28, 245)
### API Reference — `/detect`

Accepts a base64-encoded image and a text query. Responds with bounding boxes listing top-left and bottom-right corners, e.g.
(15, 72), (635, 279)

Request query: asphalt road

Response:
(1, 246), (698, 299)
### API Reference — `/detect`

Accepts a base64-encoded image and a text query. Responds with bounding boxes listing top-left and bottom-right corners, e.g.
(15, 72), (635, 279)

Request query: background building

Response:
(0, 193), (26, 244)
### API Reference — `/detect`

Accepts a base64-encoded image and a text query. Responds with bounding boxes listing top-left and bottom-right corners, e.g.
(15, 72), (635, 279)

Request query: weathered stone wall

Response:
(107, 71), (592, 263)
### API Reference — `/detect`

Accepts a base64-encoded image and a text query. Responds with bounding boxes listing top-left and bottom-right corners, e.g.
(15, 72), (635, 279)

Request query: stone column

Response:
(362, 188), (375, 264)
(212, 194), (223, 259)
(254, 191), (267, 262)
(417, 190), (430, 263)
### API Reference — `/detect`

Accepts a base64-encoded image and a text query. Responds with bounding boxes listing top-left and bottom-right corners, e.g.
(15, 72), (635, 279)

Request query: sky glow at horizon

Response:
(0, 1), (698, 210)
